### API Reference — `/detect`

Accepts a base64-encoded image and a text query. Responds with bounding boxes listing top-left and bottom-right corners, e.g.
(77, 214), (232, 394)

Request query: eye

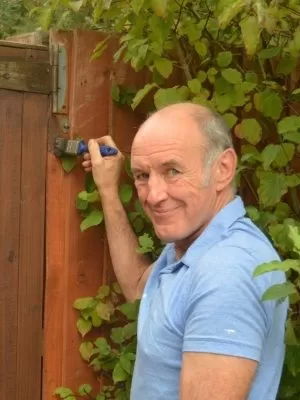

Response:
(134, 172), (149, 182)
(167, 168), (180, 177)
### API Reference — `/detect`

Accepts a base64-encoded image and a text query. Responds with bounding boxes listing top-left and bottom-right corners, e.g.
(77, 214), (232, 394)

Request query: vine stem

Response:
(172, 34), (193, 81)
(174, 0), (185, 33)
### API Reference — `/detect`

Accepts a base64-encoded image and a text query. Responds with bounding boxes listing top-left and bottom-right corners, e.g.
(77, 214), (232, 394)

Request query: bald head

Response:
(133, 102), (234, 168)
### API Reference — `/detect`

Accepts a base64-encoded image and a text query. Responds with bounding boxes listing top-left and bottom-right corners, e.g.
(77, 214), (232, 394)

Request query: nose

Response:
(146, 175), (168, 206)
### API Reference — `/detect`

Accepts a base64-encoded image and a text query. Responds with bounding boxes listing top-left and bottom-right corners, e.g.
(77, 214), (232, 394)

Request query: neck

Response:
(174, 190), (235, 259)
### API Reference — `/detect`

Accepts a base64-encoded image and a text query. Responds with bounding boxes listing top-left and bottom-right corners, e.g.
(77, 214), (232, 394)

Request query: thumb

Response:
(88, 139), (102, 163)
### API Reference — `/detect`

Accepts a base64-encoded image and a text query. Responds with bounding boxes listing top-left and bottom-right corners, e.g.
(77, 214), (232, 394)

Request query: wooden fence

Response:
(0, 30), (147, 400)
(0, 40), (50, 400)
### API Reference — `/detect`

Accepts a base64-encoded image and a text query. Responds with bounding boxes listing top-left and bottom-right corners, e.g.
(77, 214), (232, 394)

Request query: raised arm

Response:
(82, 136), (152, 302)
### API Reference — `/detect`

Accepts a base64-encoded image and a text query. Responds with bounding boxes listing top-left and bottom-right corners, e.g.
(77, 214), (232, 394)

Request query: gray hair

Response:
(191, 109), (234, 167)
(189, 108), (236, 190)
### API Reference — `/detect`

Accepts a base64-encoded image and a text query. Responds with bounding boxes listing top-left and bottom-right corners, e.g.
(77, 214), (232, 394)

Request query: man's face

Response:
(131, 112), (218, 244)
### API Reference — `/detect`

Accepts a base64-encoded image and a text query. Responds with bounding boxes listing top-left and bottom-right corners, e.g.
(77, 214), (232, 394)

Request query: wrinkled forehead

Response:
(131, 111), (204, 155)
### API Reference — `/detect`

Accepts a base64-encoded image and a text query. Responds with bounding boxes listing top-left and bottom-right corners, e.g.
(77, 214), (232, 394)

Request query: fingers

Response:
(88, 139), (103, 163)
(95, 135), (118, 148)
(83, 153), (91, 160)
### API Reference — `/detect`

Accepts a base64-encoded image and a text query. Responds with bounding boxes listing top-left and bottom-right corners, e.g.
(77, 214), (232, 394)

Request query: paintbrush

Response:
(54, 138), (118, 157)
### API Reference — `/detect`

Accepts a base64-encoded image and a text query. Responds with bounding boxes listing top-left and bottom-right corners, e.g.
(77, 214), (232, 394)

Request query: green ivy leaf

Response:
(222, 113), (237, 129)
(76, 197), (88, 210)
(240, 81), (257, 93)
(91, 309), (102, 327)
(245, 71), (258, 83)
(261, 144), (281, 170)
(221, 68), (242, 84)
(154, 86), (189, 109)
(217, 0), (245, 28)
(289, 225), (300, 253)
(254, 89), (283, 120)
(257, 171), (287, 207)
(77, 317), (93, 337)
(151, 0), (168, 17)
(113, 362), (128, 383)
(241, 144), (261, 164)
(195, 40), (208, 57)
(286, 174), (300, 188)
(94, 338), (111, 355)
(285, 318), (299, 346)
(277, 116), (300, 134)
(120, 353), (132, 374)
(154, 58), (173, 78)
(276, 55), (297, 76)
(118, 301), (139, 320)
(131, 83), (158, 110)
(96, 302), (113, 321)
(53, 387), (73, 398)
(215, 77), (233, 94)
(61, 156), (77, 173)
(80, 209), (104, 232)
(79, 342), (94, 362)
(197, 71), (207, 83)
(273, 143), (295, 168)
(214, 93), (232, 113)
(236, 119), (262, 145)
(68, 0), (83, 12)
(119, 184), (133, 204)
(73, 297), (96, 311)
(240, 16), (261, 56)
(137, 233), (155, 253)
(78, 190), (100, 203)
(90, 37), (110, 61)
(132, 0), (145, 14)
(111, 327), (125, 344)
(254, 259), (300, 277)
(217, 51), (232, 67)
(78, 384), (92, 396)
(188, 79), (202, 94)
(282, 132), (300, 144)
(123, 321), (137, 340)
(112, 281), (123, 294)
(258, 47), (280, 60)
(97, 285), (110, 299)
(262, 282), (297, 301)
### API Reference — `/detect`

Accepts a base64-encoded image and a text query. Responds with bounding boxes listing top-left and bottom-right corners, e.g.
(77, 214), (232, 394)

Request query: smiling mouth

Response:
(152, 207), (180, 216)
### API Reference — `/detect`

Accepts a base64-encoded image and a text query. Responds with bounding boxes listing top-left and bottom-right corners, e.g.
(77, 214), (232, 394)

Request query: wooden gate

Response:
(44, 30), (146, 399)
(0, 41), (51, 400)
(0, 31), (146, 400)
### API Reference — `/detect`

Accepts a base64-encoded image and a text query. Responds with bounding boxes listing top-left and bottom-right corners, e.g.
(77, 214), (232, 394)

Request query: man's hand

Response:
(82, 136), (124, 196)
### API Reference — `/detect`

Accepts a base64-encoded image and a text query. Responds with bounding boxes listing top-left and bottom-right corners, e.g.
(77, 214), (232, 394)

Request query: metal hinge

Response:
(51, 43), (68, 114)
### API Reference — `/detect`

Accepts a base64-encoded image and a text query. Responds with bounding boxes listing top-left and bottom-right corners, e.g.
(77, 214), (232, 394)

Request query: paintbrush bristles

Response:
(55, 138), (80, 155)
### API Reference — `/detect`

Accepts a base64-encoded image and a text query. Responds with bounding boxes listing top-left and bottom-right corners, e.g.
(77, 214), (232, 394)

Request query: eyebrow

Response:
(161, 159), (181, 168)
(131, 159), (181, 174)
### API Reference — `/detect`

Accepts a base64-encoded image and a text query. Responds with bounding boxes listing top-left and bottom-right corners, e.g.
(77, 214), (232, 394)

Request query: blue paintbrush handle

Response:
(78, 141), (118, 156)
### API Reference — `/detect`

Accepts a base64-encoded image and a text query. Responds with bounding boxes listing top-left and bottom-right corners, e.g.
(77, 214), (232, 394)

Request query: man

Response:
(82, 103), (287, 400)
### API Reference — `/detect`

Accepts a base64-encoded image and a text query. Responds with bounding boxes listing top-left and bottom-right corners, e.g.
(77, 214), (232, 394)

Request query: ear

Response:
(214, 149), (237, 191)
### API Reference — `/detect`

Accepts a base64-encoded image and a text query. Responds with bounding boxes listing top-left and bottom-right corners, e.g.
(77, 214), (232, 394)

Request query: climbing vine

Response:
(27, 0), (300, 399)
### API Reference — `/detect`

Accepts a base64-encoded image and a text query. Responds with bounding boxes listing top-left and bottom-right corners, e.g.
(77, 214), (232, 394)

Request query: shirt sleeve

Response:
(183, 246), (279, 362)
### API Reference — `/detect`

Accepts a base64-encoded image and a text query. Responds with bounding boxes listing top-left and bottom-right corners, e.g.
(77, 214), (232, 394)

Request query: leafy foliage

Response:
(55, 283), (139, 400)
(13, 0), (300, 398)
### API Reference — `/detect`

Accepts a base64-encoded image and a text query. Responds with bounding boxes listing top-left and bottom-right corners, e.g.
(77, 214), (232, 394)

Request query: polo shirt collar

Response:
(162, 196), (246, 271)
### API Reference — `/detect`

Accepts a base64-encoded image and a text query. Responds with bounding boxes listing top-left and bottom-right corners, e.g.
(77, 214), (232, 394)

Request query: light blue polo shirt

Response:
(131, 196), (287, 400)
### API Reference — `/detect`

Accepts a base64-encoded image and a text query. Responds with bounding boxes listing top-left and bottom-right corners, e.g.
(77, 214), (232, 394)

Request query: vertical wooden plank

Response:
(16, 93), (49, 400)
(43, 31), (74, 400)
(62, 29), (113, 389)
(44, 29), (147, 398)
(0, 89), (23, 400)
